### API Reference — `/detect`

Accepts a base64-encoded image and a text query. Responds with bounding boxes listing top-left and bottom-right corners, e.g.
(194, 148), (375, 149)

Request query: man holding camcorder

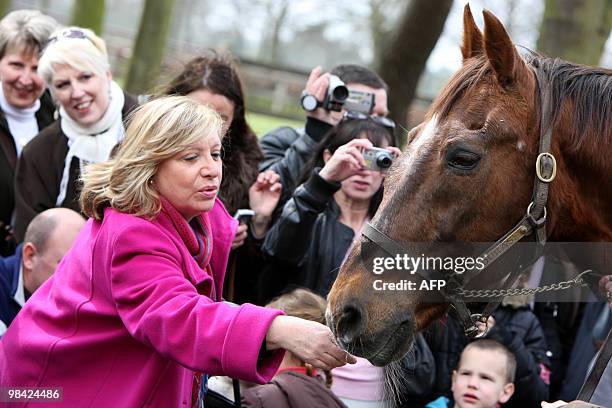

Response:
(258, 64), (395, 197)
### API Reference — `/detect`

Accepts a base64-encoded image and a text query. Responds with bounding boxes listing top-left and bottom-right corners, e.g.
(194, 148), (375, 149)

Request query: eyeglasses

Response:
(343, 111), (396, 130)
(42, 28), (91, 54)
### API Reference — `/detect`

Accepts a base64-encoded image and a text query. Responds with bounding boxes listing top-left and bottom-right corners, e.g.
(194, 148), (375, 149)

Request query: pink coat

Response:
(0, 199), (284, 407)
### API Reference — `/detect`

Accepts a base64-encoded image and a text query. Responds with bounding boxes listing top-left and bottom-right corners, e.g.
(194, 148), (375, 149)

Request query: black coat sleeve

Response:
(259, 119), (333, 193)
(262, 170), (339, 267)
(13, 133), (62, 242)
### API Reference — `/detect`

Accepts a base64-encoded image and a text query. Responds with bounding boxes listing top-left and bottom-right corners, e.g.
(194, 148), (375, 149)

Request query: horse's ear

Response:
(483, 9), (518, 86)
(461, 4), (483, 61)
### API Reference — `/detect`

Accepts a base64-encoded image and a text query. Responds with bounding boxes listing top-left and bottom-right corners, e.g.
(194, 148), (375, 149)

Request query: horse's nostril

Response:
(337, 302), (366, 345)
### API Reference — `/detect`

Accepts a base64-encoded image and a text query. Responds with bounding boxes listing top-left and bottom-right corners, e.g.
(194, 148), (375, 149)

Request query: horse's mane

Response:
(429, 51), (612, 150)
(528, 53), (612, 146)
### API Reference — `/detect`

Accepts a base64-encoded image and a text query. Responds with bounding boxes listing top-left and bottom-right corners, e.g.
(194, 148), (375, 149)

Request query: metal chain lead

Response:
(455, 270), (592, 299)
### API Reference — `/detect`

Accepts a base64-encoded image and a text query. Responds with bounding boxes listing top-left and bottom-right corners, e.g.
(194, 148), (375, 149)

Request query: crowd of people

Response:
(0, 8), (610, 408)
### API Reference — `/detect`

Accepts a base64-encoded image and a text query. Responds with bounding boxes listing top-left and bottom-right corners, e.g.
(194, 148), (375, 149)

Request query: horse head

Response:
(327, 4), (611, 366)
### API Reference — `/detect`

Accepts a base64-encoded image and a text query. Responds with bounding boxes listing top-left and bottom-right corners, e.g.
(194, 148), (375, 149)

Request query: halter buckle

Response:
(536, 152), (557, 183)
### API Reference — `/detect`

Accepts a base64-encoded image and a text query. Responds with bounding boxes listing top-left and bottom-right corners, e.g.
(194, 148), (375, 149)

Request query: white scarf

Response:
(56, 80), (125, 206)
(0, 84), (41, 157)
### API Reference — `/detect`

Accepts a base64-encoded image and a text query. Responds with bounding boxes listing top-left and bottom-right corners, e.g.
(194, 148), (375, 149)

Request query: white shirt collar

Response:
(14, 263), (25, 307)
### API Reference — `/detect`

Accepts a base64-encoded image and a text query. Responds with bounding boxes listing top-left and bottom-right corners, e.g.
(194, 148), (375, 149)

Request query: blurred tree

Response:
(368, 0), (403, 67)
(70, 0), (106, 34)
(169, 0), (206, 52)
(377, 0), (452, 146)
(0, 0), (11, 17)
(258, 0), (291, 63)
(537, 0), (611, 66)
(125, 0), (176, 94)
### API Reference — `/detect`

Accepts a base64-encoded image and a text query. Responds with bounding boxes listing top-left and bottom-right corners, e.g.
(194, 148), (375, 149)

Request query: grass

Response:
(247, 112), (304, 138)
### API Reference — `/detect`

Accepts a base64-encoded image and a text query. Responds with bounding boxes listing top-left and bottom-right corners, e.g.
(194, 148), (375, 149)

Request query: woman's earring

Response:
(148, 178), (154, 185)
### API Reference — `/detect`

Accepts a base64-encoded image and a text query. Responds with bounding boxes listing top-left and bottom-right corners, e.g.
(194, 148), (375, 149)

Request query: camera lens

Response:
(377, 155), (392, 169)
(332, 85), (349, 101)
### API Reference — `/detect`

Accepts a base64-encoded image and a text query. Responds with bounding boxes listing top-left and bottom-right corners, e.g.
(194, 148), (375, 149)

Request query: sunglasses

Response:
(42, 28), (91, 54)
(342, 111), (396, 130)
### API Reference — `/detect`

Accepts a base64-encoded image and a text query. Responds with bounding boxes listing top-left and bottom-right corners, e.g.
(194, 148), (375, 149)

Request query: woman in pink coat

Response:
(0, 96), (354, 407)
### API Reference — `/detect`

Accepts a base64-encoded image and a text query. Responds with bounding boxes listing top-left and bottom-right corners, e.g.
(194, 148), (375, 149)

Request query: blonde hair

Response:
(0, 9), (58, 59)
(267, 288), (333, 387)
(80, 96), (223, 220)
(38, 26), (109, 85)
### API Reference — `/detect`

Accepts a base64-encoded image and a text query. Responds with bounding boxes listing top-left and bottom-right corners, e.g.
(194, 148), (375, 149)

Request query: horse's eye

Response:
(445, 149), (481, 171)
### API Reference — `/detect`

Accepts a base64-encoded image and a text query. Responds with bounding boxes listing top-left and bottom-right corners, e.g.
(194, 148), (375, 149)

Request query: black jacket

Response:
(423, 304), (550, 408)
(13, 92), (138, 241)
(259, 118), (333, 195)
(0, 91), (55, 256)
(256, 120), (334, 303)
(262, 170), (354, 297)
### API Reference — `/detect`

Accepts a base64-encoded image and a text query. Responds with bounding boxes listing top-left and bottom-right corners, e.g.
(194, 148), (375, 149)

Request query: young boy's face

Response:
(451, 348), (515, 408)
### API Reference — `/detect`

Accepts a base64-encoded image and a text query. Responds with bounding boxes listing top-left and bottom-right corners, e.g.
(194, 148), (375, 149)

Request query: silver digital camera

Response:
(363, 147), (393, 171)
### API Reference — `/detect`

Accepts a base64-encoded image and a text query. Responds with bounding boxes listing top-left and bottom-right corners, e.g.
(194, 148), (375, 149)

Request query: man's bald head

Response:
(22, 208), (85, 294)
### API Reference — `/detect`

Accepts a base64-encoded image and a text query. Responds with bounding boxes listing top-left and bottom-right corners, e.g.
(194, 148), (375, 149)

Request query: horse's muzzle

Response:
(327, 298), (416, 366)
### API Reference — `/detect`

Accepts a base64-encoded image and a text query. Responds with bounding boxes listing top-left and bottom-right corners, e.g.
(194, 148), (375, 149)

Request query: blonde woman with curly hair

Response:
(0, 96), (354, 407)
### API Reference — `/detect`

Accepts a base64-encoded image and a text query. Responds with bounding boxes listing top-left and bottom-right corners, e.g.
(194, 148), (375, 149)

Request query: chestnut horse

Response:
(327, 5), (611, 367)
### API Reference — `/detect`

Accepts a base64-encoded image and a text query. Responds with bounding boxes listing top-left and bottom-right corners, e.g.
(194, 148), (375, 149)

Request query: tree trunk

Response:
(369, 0), (387, 67)
(537, 0), (611, 66)
(125, 0), (176, 95)
(258, 0), (290, 64)
(377, 0), (452, 147)
(70, 0), (106, 34)
(269, 0), (289, 64)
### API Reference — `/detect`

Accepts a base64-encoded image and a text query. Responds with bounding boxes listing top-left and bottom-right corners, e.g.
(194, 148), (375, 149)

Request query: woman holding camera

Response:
(262, 118), (399, 297)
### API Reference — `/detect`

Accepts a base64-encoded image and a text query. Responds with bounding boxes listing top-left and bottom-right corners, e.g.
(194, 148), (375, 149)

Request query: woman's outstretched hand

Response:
(266, 315), (357, 371)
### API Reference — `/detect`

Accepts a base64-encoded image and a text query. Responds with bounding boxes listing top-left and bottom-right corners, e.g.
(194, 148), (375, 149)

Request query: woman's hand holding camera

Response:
(319, 139), (373, 183)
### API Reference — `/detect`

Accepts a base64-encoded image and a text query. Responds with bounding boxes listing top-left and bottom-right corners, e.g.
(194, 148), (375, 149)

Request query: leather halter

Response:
(362, 67), (558, 337)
